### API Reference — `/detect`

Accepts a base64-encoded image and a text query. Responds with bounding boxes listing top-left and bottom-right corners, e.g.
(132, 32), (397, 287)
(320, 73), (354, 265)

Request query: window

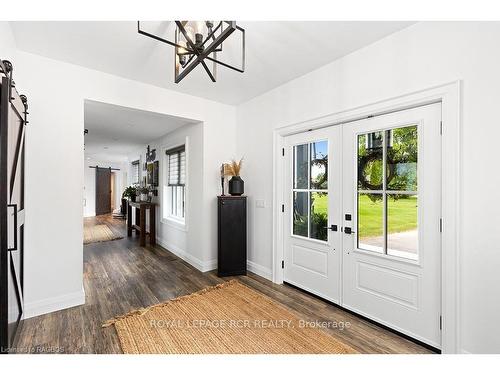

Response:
(131, 160), (140, 184)
(357, 125), (418, 260)
(292, 140), (328, 241)
(164, 145), (186, 222)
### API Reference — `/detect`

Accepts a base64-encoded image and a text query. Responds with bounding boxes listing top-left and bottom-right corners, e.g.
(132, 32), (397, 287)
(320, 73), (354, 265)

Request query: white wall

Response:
(0, 22), (17, 66)
(83, 159), (127, 217)
(126, 122), (207, 269)
(236, 22), (500, 353)
(3, 33), (236, 318)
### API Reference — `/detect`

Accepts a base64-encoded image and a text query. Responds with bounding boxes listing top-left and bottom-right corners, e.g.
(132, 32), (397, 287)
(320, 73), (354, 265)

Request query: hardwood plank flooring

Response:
(15, 215), (433, 354)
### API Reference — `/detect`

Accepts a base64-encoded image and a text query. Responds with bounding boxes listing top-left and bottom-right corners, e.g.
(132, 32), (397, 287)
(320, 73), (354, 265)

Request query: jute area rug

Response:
(83, 224), (123, 245)
(103, 280), (357, 354)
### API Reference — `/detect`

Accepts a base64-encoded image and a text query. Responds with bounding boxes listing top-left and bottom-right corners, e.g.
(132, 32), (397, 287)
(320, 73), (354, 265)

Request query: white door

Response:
(283, 127), (342, 303)
(342, 103), (442, 348)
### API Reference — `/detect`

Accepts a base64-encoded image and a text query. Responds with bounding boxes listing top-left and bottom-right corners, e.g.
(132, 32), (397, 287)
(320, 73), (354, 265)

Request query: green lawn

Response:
(311, 192), (328, 214)
(311, 194), (417, 238)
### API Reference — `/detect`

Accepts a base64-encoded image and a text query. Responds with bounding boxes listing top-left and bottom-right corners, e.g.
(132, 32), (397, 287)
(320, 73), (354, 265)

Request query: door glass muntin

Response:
(292, 140), (328, 242)
(357, 124), (418, 260)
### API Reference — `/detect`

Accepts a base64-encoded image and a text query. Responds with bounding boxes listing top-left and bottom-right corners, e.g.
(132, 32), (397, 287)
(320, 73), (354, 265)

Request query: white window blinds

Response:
(166, 146), (185, 186)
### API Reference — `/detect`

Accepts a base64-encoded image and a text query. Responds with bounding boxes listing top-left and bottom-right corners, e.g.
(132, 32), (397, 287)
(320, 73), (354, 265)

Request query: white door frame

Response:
(272, 81), (461, 353)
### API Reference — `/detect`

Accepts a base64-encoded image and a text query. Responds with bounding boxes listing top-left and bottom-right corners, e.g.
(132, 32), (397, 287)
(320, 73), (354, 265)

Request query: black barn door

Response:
(1, 60), (27, 354)
(95, 167), (111, 215)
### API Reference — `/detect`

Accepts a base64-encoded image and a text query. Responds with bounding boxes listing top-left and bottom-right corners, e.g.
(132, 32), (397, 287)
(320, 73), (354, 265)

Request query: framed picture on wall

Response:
(147, 161), (159, 187)
(147, 163), (154, 185)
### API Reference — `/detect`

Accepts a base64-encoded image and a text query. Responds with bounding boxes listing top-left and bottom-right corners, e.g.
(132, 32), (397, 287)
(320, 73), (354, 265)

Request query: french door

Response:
(284, 127), (342, 303)
(283, 103), (442, 348)
(0, 62), (27, 353)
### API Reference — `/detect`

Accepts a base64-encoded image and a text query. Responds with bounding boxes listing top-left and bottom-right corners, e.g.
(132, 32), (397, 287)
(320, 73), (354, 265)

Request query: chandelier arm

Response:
(201, 22), (236, 56)
(183, 53), (197, 66)
(201, 21), (223, 48)
(204, 56), (244, 73)
(137, 21), (194, 52)
(200, 60), (216, 82)
(238, 25), (246, 72)
(203, 25), (245, 73)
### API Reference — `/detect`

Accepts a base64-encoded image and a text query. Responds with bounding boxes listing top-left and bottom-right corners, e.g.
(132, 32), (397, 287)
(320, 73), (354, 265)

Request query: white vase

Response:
(140, 193), (148, 201)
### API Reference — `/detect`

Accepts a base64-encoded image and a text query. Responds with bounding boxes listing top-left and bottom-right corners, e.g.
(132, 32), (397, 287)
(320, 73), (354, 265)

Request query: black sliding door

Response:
(0, 60), (27, 354)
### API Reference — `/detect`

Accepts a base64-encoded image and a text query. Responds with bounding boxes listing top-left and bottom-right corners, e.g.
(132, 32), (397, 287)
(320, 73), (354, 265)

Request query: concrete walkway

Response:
(359, 229), (418, 257)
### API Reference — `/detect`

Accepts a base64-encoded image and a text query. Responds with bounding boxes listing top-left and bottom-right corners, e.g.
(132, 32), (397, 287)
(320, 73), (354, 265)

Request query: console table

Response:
(127, 201), (157, 247)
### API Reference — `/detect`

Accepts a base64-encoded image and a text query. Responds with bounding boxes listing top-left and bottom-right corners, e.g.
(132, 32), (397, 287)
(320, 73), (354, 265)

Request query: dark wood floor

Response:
(15, 215), (432, 354)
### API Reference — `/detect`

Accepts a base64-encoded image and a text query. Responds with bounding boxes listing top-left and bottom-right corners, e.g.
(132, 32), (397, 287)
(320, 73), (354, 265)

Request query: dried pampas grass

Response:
(224, 158), (243, 176)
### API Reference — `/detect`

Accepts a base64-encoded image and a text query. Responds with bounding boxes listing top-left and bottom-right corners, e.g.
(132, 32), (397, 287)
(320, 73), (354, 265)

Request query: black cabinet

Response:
(217, 196), (247, 277)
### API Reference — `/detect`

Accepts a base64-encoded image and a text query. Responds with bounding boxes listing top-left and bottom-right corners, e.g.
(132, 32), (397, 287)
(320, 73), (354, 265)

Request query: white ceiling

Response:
(10, 21), (414, 105)
(84, 100), (195, 163)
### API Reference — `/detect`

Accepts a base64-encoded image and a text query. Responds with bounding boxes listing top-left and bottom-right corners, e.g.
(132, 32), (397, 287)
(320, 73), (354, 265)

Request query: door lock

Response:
(323, 224), (338, 232)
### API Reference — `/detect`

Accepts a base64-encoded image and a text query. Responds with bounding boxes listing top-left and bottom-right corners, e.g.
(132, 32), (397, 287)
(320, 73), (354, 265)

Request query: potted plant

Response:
(224, 158), (244, 196)
(122, 185), (137, 202)
(137, 185), (150, 202)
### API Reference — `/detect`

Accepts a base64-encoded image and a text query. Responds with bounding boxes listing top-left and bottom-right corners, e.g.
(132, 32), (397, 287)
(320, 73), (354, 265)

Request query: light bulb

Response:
(183, 25), (194, 43)
(177, 40), (187, 54)
(194, 21), (205, 35)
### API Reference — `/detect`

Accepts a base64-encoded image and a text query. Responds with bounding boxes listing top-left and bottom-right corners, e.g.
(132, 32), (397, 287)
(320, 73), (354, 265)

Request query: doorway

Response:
(283, 103), (442, 348)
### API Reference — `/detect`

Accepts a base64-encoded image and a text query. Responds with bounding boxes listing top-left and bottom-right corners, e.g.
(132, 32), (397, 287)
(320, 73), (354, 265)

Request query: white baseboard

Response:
(205, 258), (217, 271)
(247, 260), (272, 280)
(156, 238), (216, 272)
(156, 239), (271, 279)
(23, 287), (86, 319)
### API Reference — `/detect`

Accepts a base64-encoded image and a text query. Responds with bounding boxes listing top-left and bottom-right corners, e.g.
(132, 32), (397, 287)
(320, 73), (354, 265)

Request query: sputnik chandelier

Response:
(138, 21), (245, 83)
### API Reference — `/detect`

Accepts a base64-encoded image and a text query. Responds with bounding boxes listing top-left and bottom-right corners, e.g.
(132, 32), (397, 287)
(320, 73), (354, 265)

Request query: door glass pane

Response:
(387, 194), (418, 259)
(294, 143), (309, 189)
(357, 193), (383, 252)
(310, 140), (328, 189)
(310, 192), (327, 241)
(293, 191), (308, 237)
(387, 126), (418, 191)
(358, 131), (383, 190)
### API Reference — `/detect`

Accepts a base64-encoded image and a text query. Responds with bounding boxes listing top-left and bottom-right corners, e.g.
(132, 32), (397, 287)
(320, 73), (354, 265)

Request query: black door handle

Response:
(7, 204), (18, 251)
(323, 224), (338, 232)
(344, 227), (355, 234)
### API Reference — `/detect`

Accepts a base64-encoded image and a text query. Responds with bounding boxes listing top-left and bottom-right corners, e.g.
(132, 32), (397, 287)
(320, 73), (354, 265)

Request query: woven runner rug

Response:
(83, 224), (123, 245)
(103, 280), (357, 354)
